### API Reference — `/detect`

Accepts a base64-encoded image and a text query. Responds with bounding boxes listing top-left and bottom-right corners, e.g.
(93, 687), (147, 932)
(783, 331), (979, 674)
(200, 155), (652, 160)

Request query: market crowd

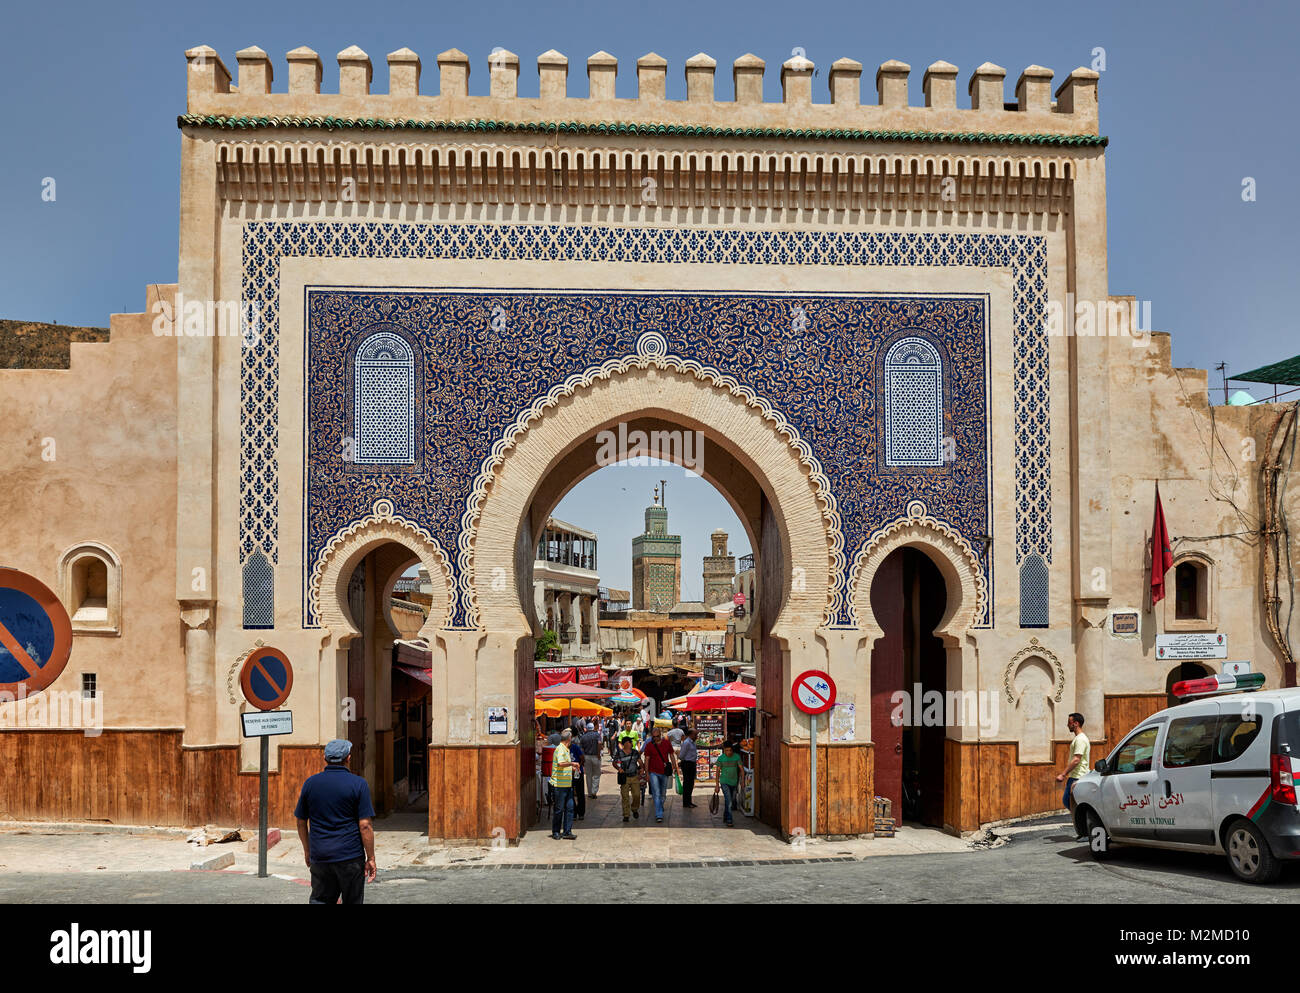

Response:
(543, 714), (748, 840)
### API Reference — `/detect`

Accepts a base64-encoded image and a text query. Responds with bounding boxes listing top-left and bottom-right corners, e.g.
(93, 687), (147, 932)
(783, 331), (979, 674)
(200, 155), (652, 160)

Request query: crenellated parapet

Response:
(182, 45), (1101, 138)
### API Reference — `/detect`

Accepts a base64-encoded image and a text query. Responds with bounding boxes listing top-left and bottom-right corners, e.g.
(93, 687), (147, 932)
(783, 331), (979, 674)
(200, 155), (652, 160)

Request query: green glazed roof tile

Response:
(177, 113), (1107, 147)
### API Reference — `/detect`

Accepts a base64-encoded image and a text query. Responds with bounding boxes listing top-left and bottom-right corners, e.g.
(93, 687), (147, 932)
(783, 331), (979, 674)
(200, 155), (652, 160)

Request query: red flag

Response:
(1150, 484), (1174, 605)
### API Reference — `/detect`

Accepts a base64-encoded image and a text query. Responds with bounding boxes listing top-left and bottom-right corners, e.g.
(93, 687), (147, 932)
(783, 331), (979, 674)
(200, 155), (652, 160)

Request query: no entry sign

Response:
(240, 647), (294, 711)
(792, 669), (836, 716)
(0, 568), (73, 696)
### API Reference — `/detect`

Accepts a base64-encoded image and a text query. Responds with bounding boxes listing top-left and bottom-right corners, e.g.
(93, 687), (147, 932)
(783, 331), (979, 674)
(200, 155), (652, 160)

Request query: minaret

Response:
(631, 484), (681, 611)
(703, 528), (736, 607)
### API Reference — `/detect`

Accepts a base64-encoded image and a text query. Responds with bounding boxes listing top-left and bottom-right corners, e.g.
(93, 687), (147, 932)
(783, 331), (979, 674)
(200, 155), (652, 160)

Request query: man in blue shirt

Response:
(295, 739), (377, 904)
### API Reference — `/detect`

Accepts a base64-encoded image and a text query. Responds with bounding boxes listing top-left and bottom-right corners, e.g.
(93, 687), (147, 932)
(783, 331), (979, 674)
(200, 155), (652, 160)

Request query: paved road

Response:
(2, 820), (1298, 903)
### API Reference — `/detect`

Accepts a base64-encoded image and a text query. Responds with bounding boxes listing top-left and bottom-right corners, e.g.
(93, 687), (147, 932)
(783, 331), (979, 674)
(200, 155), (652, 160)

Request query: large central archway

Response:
(468, 361), (837, 838)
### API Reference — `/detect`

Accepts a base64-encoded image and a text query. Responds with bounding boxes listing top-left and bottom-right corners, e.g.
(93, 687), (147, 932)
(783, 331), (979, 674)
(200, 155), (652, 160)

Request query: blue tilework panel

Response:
(238, 223), (1050, 629)
(303, 289), (991, 628)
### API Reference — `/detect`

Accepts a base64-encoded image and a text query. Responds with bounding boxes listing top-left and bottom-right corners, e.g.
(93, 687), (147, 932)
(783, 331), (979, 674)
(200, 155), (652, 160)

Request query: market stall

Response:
(664, 685), (757, 815)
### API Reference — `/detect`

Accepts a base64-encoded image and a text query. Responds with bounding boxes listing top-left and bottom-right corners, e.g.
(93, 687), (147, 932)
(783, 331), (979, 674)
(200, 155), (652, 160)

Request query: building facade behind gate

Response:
(2, 42), (1298, 841)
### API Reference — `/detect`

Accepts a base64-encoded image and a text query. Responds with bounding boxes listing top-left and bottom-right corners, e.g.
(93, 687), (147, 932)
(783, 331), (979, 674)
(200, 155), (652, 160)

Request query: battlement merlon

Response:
(183, 46), (1101, 138)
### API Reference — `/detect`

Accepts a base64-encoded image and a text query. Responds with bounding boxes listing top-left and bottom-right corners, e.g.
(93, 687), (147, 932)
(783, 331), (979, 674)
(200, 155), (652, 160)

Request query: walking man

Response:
(712, 741), (746, 827)
(642, 724), (678, 823)
(550, 729), (579, 840)
(581, 721), (602, 798)
(613, 736), (643, 822)
(1056, 712), (1090, 837)
(570, 733), (587, 821)
(294, 739), (377, 904)
(678, 727), (699, 808)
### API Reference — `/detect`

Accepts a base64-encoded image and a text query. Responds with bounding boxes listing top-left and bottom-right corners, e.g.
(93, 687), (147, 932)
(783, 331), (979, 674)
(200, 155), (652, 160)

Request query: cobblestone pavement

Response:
(1, 821), (1297, 903)
(0, 786), (973, 878)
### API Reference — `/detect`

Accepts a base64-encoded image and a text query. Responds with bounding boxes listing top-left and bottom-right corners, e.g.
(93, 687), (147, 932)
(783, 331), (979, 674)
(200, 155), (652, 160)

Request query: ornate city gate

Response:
(174, 41), (1103, 840)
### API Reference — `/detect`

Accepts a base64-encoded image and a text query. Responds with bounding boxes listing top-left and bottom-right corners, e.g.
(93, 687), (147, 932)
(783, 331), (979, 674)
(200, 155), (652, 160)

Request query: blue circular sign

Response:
(0, 568), (73, 695)
(240, 646), (293, 710)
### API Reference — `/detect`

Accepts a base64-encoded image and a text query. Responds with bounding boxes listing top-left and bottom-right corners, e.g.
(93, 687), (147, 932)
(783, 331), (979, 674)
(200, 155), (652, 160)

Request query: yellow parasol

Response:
(534, 697), (612, 718)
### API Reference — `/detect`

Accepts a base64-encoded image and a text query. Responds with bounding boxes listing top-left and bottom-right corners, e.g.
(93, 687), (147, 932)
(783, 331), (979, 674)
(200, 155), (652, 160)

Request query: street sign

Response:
(791, 669), (836, 716)
(240, 645), (294, 881)
(240, 647), (294, 710)
(0, 567), (73, 696)
(241, 710), (293, 737)
(733, 592), (746, 606)
(1156, 633), (1227, 660)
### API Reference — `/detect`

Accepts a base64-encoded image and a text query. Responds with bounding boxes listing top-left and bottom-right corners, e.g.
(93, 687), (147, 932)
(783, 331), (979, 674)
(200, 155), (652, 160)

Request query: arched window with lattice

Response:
(353, 331), (415, 465)
(1019, 553), (1049, 628)
(883, 336), (943, 467)
(242, 549), (274, 629)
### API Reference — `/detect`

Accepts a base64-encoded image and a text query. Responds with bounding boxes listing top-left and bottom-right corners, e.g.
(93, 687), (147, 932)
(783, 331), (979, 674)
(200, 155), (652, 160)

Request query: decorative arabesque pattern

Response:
(353, 332), (415, 464)
(238, 223), (1050, 626)
(884, 337), (943, 466)
(305, 291), (988, 629)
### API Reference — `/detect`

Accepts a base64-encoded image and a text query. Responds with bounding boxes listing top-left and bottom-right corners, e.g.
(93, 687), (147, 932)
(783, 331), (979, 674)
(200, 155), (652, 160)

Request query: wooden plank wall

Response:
(427, 745), (521, 842)
(0, 696), (1171, 836)
(0, 730), (185, 825)
(780, 743), (872, 837)
(942, 695), (1171, 832)
(1104, 694), (1167, 747)
(184, 746), (322, 827)
(0, 731), (325, 829)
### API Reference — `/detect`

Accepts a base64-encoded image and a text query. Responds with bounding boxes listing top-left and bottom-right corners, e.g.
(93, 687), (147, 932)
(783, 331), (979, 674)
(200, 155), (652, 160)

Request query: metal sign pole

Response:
(258, 733), (269, 879)
(810, 713), (817, 838)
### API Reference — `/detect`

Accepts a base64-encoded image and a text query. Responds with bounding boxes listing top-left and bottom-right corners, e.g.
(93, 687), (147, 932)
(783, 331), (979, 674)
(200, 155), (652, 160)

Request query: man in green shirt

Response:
(713, 741), (746, 827)
(1056, 712), (1090, 837)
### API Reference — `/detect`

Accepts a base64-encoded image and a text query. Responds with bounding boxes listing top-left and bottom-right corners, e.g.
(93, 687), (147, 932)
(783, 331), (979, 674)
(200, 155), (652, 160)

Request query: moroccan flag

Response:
(1150, 484), (1174, 605)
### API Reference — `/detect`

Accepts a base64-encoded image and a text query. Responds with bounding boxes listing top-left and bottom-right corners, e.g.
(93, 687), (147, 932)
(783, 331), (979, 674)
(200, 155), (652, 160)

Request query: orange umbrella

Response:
(535, 698), (612, 718)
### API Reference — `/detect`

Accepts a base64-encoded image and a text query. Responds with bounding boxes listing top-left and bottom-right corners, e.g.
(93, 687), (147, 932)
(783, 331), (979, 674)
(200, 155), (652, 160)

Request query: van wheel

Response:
(1225, 819), (1281, 883)
(1083, 808), (1111, 860)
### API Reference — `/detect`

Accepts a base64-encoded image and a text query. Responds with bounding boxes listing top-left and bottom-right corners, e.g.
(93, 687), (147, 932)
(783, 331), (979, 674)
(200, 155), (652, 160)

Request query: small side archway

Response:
(312, 500), (456, 817)
(850, 501), (985, 831)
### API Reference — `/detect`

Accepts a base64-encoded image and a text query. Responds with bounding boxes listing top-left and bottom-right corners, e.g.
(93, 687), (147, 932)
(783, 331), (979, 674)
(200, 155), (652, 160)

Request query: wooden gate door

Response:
(870, 551), (904, 822)
(346, 564), (367, 779)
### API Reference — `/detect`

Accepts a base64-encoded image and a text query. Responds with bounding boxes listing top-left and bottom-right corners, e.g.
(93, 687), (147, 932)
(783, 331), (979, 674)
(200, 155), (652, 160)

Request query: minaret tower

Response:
(631, 482), (681, 611)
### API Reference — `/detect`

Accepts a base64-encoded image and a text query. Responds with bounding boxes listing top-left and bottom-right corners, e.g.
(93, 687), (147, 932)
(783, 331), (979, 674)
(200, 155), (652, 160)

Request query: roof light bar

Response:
(1171, 672), (1266, 698)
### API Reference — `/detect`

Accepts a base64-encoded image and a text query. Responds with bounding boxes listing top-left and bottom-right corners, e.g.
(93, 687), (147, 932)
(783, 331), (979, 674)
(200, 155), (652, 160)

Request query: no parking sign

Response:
(240, 647), (293, 711)
(0, 568), (73, 696)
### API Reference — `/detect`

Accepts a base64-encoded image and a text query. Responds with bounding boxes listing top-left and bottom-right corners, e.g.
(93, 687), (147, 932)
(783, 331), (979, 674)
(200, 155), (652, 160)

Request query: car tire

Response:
(1225, 818), (1282, 884)
(1083, 808), (1112, 860)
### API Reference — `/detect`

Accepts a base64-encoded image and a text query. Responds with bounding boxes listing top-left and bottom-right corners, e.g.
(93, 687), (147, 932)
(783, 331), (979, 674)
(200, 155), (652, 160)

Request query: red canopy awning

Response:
(677, 689), (756, 711)
(395, 664), (432, 686)
(577, 665), (604, 685)
(537, 667), (576, 689)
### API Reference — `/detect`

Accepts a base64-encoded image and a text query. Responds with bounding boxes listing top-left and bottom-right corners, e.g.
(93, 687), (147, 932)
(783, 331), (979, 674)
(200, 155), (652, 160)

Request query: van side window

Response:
(1163, 716), (1217, 768)
(1216, 715), (1263, 762)
(1113, 726), (1160, 774)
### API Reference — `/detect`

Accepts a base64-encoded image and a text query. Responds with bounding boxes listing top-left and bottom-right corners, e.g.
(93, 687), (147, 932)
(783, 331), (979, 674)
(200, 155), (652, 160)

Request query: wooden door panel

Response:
(870, 552), (904, 821)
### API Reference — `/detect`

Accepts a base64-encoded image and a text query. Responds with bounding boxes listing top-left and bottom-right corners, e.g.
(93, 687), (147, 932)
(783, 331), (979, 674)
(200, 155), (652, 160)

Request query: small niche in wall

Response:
(58, 542), (122, 636)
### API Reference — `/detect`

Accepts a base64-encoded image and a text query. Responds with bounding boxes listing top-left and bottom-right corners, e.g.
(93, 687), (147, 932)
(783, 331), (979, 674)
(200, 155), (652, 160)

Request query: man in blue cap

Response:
(295, 739), (377, 904)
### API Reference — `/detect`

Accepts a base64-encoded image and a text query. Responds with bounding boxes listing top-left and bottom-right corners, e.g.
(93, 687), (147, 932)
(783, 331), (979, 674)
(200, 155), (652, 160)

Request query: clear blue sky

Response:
(5, 0), (1295, 578)
(553, 462), (747, 600)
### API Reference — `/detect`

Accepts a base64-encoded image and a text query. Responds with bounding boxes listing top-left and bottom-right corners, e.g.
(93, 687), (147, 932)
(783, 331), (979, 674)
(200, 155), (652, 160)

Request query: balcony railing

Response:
(738, 553), (755, 572)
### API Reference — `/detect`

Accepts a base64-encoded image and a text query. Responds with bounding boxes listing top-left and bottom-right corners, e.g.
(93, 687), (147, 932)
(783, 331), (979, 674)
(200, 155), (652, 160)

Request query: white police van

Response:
(1070, 672), (1300, 883)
